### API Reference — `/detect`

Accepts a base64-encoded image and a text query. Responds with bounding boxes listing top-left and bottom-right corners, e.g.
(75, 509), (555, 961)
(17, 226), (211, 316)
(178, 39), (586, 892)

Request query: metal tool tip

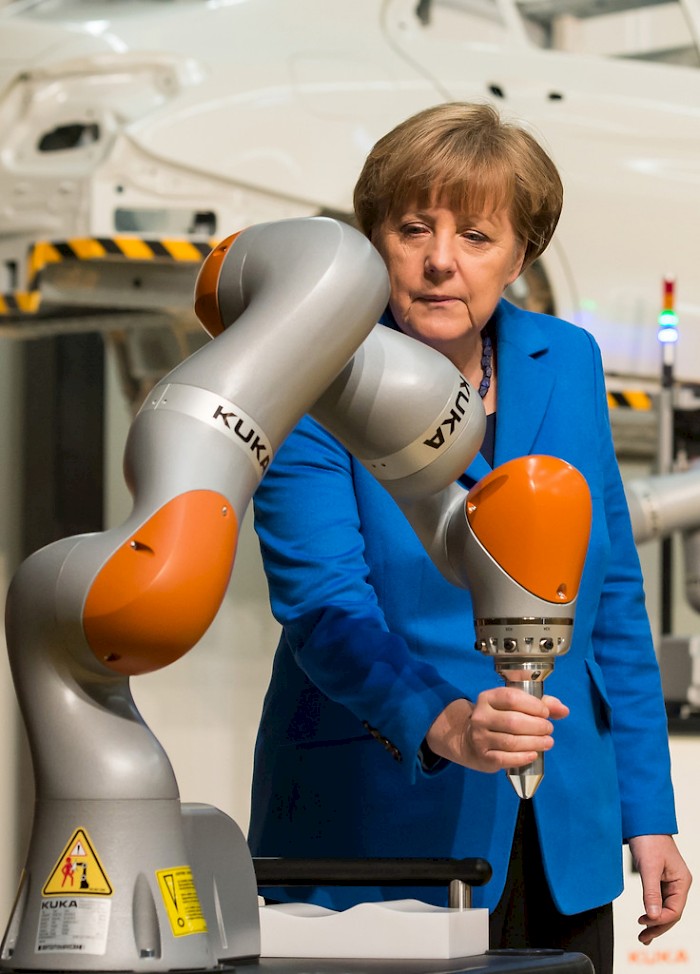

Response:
(508, 770), (543, 800)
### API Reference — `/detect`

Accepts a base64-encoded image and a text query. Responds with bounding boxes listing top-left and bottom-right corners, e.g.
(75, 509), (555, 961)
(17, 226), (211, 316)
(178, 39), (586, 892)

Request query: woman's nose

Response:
(424, 235), (456, 276)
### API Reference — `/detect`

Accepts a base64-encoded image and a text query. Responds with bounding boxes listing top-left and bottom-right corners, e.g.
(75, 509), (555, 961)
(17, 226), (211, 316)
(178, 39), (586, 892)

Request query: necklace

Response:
(478, 329), (493, 399)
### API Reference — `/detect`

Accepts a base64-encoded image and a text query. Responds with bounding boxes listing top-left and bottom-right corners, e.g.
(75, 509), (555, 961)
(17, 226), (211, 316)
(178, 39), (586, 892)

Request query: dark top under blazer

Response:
(249, 299), (677, 915)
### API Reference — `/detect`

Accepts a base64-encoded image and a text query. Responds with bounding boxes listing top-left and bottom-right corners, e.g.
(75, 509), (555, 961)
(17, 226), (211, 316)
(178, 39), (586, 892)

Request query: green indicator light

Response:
(658, 309), (679, 328)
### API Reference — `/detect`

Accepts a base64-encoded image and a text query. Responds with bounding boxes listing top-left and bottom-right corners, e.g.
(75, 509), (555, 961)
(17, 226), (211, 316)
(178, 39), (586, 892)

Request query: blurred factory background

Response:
(0, 0), (699, 970)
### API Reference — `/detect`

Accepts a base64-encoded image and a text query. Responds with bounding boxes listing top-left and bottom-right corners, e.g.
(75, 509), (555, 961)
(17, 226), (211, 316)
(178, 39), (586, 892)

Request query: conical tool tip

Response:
(508, 769), (543, 800)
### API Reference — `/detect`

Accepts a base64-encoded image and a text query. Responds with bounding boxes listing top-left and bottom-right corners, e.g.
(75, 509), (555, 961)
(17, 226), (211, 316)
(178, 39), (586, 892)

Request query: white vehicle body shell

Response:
(0, 0), (699, 382)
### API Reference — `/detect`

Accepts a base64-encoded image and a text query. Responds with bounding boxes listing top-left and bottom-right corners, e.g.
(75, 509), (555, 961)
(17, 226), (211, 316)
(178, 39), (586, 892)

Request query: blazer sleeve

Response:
(586, 333), (678, 839)
(252, 414), (465, 781)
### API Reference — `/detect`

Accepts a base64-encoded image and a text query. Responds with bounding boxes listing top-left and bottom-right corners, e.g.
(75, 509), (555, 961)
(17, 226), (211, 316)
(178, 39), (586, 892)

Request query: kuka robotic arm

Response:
(7, 215), (594, 808)
(3, 216), (591, 974)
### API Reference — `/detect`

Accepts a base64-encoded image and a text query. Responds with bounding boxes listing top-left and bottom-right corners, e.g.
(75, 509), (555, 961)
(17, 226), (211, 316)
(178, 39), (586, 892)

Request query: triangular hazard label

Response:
(155, 866), (207, 937)
(43, 828), (113, 896)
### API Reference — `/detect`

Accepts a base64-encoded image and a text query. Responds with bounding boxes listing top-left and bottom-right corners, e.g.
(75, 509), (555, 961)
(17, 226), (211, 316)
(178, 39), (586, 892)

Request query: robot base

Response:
(0, 802), (260, 971)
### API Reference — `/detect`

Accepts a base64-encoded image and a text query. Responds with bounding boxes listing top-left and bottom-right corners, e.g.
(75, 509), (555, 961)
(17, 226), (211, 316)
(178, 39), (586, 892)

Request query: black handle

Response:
(252, 857), (492, 887)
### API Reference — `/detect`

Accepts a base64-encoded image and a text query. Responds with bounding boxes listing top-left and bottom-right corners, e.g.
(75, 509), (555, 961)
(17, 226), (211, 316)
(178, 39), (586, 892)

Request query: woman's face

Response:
(372, 201), (525, 367)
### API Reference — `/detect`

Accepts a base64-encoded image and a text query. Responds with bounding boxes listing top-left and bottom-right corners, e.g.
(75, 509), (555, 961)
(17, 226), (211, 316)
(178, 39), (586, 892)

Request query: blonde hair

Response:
(353, 102), (562, 271)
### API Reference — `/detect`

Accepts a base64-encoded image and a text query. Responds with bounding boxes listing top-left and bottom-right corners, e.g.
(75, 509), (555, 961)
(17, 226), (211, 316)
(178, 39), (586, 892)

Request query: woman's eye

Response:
(400, 223), (427, 237)
(462, 230), (487, 243)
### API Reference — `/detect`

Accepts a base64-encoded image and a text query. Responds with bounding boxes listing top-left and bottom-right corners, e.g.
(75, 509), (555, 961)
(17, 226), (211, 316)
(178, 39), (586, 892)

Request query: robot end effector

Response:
(449, 457), (591, 797)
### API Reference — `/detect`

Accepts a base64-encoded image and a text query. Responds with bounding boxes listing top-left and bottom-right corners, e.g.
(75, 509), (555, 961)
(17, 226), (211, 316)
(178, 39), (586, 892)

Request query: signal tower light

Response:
(658, 275), (679, 344)
(656, 275), (677, 635)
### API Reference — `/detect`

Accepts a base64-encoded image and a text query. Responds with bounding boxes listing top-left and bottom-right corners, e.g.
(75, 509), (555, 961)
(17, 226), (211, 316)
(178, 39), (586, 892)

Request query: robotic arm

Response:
(2, 217), (591, 973)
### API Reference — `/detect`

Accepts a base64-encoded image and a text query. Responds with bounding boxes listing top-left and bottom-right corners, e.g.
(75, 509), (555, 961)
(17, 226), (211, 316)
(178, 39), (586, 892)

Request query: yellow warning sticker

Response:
(155, 866), (207, 937)
(43, 828), (113, 896)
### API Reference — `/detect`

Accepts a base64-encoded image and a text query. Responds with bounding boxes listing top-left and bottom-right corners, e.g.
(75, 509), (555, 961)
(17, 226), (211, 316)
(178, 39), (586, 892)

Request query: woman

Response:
(248, 103), (691, 972)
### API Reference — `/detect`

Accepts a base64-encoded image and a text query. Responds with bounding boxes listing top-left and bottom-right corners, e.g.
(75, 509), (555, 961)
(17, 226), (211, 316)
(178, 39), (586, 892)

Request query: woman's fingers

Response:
(425, 687), (569, 772)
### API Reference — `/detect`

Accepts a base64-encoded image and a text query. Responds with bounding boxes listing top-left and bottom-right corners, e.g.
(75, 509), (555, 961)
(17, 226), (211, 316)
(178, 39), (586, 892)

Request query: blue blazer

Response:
(249, 299), (677, 915)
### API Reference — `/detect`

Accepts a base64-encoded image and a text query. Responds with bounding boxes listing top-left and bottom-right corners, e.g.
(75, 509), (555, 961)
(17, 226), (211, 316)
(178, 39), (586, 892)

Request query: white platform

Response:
(259, 899), (490, 959)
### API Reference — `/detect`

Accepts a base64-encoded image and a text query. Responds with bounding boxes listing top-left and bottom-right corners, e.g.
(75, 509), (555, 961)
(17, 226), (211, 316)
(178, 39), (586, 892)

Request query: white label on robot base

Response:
(43, 827), (113, 896)
(35, 897), (111, 956)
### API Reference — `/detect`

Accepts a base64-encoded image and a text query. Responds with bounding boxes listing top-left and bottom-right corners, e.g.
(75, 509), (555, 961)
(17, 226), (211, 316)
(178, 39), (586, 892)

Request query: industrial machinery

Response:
(626, 461), (700, 715)
(626, 460), (700, 615)
(0, 217), (595, 972)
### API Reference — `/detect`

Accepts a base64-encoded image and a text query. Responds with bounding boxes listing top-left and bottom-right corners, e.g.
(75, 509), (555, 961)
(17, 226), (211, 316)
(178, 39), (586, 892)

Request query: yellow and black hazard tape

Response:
(0, 292), (41, 316)
(0, 236), (218, 317)
(607, 390), (654, 411)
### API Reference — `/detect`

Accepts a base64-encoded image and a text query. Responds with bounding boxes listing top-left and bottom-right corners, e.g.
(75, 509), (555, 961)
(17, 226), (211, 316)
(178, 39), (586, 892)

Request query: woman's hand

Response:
(628, 834), (692, 944)
(425, 688), (569, 772)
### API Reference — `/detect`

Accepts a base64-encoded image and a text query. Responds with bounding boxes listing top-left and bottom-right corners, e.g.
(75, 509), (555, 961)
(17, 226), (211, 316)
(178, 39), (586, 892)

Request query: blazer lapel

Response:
(492, 300), (555, 466)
